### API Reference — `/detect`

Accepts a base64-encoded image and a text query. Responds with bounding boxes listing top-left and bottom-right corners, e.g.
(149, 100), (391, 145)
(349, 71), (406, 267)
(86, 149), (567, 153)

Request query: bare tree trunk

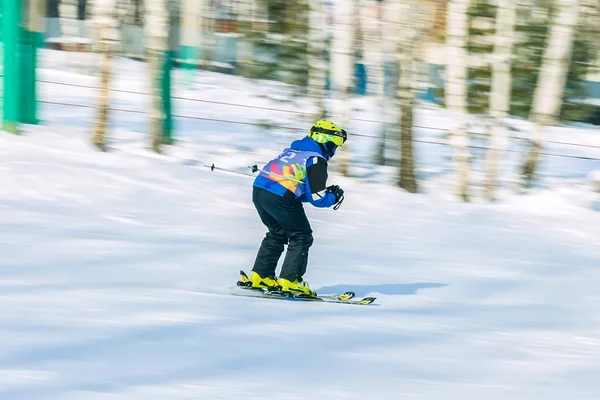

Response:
(77, 0), (88, 21)
(146, 0), (170, 153)
(580, 0), (600, 39)
(396, 0), (419, 193)
(92, 40), (112, 151)
(484, 0), (516, 201)
(91, 0), (117, 151)
(445, 0), (471, 202)
(354, 0), (366, 65)
(149, 52), (166, 153)
(521, 0), (580, 189)
(308, 0), (327, 119)
(330, 0), (355, 176)
(372, 0), (389, 165)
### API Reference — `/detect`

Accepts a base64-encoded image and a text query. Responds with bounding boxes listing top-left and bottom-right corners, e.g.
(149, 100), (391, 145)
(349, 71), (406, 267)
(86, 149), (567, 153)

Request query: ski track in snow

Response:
(1, 52), (600, 400)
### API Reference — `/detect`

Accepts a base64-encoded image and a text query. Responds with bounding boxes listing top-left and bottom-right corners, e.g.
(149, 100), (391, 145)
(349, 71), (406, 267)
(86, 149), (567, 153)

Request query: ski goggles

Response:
(310, 128), (348, 147)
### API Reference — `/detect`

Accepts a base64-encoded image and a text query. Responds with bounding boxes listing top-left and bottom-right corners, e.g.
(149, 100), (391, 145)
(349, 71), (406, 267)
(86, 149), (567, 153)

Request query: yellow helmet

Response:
(308, 120), (347, 158)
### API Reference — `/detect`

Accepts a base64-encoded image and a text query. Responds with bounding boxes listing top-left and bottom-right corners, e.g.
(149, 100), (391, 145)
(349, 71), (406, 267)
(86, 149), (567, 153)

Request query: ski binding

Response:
(234, 270), (377, 306)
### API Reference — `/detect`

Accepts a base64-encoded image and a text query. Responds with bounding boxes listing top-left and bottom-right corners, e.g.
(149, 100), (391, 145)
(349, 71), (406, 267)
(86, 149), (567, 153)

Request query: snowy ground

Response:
(1, 51), (600, 399)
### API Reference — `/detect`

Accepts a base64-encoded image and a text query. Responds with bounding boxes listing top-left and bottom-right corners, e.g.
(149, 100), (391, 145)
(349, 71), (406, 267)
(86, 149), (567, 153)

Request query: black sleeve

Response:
(306, 157), (328, 194)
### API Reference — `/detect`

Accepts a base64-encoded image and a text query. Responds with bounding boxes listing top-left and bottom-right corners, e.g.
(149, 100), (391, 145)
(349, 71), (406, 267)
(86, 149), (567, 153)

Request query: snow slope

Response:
(1, 52), (600, 399)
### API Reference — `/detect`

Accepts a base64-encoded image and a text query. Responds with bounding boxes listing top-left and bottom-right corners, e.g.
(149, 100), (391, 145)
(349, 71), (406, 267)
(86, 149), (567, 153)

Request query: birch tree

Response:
(308, 0), (328, 119)
(371, 0), (391, 165)
(484, 0), (516, 201)
(90, 0), (118, 151)
(445, 0), (471, 202)
(521, 0), (580, 189)
(330, 0), (356, 176)
(396, 0), (419, 192)
(146, 0), (170, 153)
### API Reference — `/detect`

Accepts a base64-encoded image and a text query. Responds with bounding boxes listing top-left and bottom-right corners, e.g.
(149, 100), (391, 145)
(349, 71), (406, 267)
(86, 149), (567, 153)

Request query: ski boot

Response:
(249, 271), (281, 291)
(236, 270), (282, 292)
(278, 278), (317, 298)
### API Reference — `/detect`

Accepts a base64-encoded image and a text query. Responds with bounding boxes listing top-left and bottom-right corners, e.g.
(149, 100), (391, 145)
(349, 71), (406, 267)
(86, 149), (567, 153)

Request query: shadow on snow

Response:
(317, 282), (447, 297)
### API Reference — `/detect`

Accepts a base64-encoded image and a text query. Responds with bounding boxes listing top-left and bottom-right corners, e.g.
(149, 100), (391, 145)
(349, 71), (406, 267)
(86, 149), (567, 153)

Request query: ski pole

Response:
(204, 163), (304, 184)
(205, 164), (343, 210)
(203, 163), (257, 178)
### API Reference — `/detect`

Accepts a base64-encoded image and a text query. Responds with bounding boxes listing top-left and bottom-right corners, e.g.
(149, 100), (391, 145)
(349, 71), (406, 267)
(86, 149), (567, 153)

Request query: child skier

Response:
(248, 119), (347, 297)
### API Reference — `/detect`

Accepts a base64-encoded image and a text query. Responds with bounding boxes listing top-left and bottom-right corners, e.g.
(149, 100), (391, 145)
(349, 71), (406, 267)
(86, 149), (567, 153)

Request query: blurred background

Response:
(2, 3), (600, 398)
(0, 0), (599, 198)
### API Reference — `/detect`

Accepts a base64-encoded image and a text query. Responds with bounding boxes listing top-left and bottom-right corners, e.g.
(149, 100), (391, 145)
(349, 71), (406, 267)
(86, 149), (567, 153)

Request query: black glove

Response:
(326, 185), (345, 209)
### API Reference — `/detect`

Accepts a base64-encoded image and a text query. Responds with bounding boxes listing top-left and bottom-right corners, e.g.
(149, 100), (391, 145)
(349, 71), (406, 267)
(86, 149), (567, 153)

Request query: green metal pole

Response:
(19, 0), (44, 124)
(19, 27), (34, 123)
(161, 49), (174, 145)
(3, 0), (21, 133)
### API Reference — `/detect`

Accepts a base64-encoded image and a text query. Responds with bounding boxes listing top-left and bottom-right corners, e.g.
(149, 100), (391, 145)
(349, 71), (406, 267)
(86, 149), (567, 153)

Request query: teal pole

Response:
(161, 49), (174, 145)
(19, 28), (36, 124)
(3, 0), (21, 133)
(19, 0), (44, 124)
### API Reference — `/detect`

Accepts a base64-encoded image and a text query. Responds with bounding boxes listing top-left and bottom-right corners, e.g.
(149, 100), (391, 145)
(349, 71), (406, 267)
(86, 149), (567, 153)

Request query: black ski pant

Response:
(251, 187), (314, 282)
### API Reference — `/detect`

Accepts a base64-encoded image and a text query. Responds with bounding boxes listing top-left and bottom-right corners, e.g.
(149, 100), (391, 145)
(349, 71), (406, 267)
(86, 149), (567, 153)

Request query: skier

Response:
(248, 119), (347, 297)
